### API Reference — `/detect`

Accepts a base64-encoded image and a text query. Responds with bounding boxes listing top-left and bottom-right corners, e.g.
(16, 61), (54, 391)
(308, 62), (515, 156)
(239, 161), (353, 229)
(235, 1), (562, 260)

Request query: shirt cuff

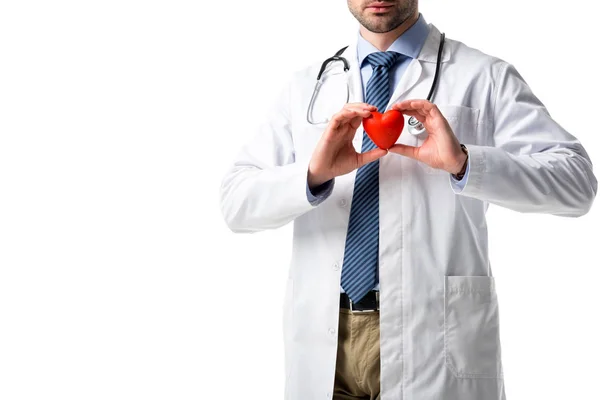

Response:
(449, 155), (470, 193)
(306, 179), (334, 206)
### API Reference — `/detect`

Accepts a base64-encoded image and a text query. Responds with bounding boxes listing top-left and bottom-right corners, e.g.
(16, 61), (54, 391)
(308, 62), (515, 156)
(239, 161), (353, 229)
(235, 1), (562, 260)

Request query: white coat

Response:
(219, 23), (597, 400)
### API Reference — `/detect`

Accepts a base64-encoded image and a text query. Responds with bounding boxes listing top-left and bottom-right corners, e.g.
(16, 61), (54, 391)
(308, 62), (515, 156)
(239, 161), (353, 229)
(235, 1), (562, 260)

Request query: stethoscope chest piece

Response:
(407, 116), (427, 136)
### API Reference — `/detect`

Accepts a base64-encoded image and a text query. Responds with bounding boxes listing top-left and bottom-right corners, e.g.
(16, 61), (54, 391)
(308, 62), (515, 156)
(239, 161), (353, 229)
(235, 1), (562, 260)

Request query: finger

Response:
(415, 107), (428, 117)
(409, 100), (434, 114)
(344, 104), (376, 116)
(388, 143), (419, 160)
(408, 103), (447, 125)
(345, 106), (374, 119)
(406, 100), (434, 117)
(386, 103), (426, 121)
(337, 108), (372, 122)
(390, 100), (413, 111)
(326, 110), (366, 139)
(330, 109), (361, 127)
(399, 110), (426, 122)
(347, 102), (377, 111)
(330, 109), (371, 134)
(428, 103), (445, 120)
(348, 115), (363, 131)
(391, 99), (433, 113)
(357, 148), (388, 167)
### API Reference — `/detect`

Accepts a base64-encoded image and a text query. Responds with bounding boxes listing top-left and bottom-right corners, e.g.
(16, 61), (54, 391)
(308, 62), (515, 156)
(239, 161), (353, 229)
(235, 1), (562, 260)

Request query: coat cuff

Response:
(306, 179), (335, 206)
(450, 144), (486, 196)
(449, 159), (471, 193)
(285, 159), (326, 211)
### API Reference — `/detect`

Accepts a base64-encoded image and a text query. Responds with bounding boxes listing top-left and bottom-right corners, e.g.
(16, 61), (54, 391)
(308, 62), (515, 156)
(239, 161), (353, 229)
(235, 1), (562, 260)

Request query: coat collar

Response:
(340, 23), (451, 104)
(343, 23), (451, 67)
(416, 24), (451, 63)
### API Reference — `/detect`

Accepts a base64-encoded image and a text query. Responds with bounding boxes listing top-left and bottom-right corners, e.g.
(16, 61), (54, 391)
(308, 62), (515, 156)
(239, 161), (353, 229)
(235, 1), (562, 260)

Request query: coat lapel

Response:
(387, 24), (452, 108)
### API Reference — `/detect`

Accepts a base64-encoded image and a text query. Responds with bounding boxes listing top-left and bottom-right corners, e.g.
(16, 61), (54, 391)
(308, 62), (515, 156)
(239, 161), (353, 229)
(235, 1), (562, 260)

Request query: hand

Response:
(308, 103), (388, 189)
(388, 100), (467, 174)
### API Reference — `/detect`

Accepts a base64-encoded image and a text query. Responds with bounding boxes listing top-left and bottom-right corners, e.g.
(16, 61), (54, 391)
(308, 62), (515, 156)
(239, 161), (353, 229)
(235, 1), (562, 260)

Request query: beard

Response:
(348, 0), (417, 33)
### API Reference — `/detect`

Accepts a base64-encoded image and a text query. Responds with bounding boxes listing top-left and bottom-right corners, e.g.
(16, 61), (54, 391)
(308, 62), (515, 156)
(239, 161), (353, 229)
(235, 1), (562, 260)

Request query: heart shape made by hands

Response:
(362, 110), (405, 150)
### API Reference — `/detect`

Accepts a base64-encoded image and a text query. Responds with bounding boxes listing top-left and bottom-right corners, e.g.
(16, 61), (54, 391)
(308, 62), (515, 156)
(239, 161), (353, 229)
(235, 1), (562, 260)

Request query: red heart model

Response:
(362, 110), (404, 150)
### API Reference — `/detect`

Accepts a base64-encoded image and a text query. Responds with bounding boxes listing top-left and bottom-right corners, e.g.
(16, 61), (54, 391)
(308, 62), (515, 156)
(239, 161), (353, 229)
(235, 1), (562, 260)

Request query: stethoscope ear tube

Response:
(316, 55), (350, 81)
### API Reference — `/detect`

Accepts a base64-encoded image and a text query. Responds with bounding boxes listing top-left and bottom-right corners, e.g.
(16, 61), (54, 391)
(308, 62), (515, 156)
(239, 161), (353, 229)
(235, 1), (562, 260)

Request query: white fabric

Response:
(219, 24), (597, 400)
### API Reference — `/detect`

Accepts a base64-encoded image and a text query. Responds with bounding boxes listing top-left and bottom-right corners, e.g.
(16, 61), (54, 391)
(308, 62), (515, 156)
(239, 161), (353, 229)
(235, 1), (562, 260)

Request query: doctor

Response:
(220, 1), (597, 399)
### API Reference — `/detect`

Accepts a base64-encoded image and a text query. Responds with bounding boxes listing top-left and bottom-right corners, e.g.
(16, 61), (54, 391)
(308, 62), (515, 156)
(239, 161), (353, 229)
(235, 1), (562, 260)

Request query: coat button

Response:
(328, 328), (336, 336)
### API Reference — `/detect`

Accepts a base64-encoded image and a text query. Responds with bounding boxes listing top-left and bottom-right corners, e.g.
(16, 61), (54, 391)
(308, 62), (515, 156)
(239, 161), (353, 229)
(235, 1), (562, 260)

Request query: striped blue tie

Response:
(341, 51), (402, 303)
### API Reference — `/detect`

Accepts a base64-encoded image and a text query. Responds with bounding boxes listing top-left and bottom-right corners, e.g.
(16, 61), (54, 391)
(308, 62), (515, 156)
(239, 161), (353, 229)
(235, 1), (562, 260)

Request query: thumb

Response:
(389, 143), (419, 160)
(358, 148), (388, 168)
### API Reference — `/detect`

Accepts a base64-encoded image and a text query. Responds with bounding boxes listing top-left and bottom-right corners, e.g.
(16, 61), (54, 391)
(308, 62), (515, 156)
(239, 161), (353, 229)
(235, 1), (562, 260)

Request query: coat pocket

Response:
(436, 104), (480, 145)
(444, 276), (502, 379)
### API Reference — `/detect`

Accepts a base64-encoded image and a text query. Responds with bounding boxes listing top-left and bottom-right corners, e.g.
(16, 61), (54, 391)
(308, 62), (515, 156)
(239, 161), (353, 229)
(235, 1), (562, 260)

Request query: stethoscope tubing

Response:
(307, 32), (445, 133)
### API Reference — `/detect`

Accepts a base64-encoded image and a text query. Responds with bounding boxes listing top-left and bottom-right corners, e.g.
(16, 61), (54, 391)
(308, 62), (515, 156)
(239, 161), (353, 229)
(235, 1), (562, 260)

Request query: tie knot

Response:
(365, 51), (402, 69)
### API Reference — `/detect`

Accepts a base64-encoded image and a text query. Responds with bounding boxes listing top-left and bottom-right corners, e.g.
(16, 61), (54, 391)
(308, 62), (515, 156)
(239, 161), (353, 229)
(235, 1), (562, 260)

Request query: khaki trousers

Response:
(333, 308), (381, 400)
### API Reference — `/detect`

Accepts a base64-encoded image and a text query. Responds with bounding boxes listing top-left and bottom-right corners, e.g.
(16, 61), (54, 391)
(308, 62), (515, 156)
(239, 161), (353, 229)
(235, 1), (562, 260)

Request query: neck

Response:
(359, 11), (420, 51)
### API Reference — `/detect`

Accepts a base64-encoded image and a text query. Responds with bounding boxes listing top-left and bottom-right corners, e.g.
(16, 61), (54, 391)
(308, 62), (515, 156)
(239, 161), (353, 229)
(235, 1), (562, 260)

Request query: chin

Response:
(365, 22), (397, 33)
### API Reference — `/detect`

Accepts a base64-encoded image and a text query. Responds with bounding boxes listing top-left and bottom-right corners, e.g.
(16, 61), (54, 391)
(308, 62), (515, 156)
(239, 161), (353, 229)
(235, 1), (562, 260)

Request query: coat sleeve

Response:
(219, 76), (321, 233)
(454, 62), (598, 217)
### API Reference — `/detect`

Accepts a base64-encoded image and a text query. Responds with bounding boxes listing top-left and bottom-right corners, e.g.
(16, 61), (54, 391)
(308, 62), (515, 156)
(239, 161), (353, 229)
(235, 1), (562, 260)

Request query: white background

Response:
(0, 0), (598, 399)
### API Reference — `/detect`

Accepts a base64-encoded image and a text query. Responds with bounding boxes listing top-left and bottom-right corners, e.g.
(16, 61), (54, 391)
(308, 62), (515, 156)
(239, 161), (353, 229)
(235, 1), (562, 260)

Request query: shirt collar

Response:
(357, 13), (430, 67)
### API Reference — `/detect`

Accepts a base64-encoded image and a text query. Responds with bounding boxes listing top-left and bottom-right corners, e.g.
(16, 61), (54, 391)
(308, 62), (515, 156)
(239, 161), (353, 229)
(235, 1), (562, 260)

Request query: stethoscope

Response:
(307, 33), (445, 137)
